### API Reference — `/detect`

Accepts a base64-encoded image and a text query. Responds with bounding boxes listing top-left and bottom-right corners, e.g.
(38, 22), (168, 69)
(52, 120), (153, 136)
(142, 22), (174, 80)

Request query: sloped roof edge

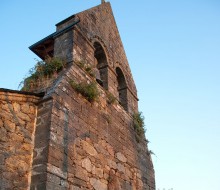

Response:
(29, 19), (80, 52)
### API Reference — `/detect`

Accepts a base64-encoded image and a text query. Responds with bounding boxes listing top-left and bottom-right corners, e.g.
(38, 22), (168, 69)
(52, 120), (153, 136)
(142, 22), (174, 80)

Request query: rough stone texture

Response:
(0, 2), (155, 190)
(90, 178), (108, 190)
(82, 158), (92, 172)
(81, 140), (98, 156)
(116, 152), (127, 163)
(0, 90), (40, 190)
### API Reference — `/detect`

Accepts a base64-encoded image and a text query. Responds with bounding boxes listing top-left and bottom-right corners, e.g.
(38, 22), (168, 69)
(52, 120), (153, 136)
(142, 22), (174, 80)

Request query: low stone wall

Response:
(0, 90), (41, 190)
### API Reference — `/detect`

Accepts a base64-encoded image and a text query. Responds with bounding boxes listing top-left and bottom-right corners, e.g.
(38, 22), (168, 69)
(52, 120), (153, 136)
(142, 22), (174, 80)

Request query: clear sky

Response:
(1, 1), (220, 190)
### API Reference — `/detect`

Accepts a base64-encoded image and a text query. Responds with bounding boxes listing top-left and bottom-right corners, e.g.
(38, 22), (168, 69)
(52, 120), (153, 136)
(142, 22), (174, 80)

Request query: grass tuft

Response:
(106, 92), (117, 104)
(69, 80), (99, 102)
(133, 112), (146, 142)
(20, 57), (66, 91)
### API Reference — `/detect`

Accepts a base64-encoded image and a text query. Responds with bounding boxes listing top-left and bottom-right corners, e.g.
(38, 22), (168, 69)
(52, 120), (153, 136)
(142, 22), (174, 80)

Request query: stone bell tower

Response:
(0, 2), (155, 190)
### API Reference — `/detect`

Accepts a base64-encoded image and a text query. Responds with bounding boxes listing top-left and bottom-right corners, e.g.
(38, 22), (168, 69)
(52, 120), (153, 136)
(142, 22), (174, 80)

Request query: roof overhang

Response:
(29, 33), (55, 60)
(29, 19), (80, 60)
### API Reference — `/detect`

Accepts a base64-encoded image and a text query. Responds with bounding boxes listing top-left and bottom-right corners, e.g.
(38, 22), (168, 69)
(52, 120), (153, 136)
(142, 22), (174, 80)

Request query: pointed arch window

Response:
(94, 42), (108, 89)
(116, 67), (128, 111)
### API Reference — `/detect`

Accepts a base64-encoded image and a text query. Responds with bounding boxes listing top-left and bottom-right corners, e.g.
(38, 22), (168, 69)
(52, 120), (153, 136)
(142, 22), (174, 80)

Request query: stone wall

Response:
(0, 90), (41, 190)
(30, 98), (53, 189)
(29, 60), (155, 189)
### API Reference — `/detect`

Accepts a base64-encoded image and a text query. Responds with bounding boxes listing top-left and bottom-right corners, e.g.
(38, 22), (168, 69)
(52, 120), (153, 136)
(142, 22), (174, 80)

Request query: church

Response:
(0, 2), (155, 189)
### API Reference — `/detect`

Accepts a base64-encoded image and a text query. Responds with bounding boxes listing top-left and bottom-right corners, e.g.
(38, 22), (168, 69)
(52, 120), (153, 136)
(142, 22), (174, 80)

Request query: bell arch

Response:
(116, 67), (128, 111)
(93, 41), (108, 89)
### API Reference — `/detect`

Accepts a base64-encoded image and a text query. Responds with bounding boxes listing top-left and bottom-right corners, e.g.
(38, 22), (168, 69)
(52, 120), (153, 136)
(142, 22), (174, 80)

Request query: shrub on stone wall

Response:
(133, 112), (145, 142)
(20, 57), (66, 91)
(70, 80), (99, 102)
(75, 60), (95, 77)
(148, 150), (155, 156)
(106, 92), (117, 105)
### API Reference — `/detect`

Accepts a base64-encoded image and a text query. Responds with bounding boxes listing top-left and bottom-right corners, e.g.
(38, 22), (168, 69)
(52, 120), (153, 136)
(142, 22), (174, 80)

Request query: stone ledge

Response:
(0, 89), (43, 103)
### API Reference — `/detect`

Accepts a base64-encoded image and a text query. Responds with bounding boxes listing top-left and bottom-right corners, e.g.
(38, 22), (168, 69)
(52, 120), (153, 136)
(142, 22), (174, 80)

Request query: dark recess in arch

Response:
(94, 42), (108, 89)
(116, 67), (128, 111)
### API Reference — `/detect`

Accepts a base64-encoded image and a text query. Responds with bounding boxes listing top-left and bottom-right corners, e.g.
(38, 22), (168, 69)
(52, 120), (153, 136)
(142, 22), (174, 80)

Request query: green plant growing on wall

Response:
(133, 112), (145, 142)
(69, 80), (99, 102)
(106, 92), (117, 105)
(102, 113), (112, 124)
(20, 57), (66, 91)
(85, 66), (95, 77)
(75, 60), (95, 77)
(75, 60), (86, 69)
(148, 150), (155, 156)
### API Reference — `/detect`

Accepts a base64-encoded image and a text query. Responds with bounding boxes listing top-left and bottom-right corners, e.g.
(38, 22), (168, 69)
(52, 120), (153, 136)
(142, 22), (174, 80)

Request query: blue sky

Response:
(0, 1), (220, 189)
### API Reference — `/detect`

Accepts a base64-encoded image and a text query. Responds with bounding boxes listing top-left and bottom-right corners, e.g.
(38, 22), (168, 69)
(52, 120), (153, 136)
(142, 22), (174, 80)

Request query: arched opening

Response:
(94, 42), (108, 89)
(116, 67), (128, 111)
